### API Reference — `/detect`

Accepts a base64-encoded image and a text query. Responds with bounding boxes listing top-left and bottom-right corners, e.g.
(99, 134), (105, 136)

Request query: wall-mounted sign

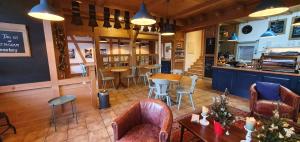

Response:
(0, 22), (31, 57)
(269, 19), (286, 35)
(290, 17), (300, 40)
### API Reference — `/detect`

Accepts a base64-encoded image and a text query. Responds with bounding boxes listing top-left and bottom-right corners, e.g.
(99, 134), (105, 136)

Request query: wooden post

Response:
(43, 21), (60, 97)
(88, 65), (98, 108)
(158, 34), (162, 64)
(128, 29), (139, 66)
(93, 32), (103, 89)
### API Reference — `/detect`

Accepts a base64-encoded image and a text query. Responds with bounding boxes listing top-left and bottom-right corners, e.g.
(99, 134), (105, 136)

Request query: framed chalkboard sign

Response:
(290, 17), (300, 40)
(268, 19), (286, 34)
(0, 22), (31, 57)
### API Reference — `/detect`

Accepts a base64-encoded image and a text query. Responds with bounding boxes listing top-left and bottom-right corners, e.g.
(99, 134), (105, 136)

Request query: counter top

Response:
(213, 66), (300, 77)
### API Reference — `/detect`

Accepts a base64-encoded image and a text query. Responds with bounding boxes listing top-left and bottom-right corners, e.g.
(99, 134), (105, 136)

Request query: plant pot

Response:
(214, 120), (225, 135)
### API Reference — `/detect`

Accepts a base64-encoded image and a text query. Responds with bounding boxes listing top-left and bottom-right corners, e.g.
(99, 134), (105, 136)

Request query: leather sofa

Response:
(250, 83), (300, 122)
(111, 99), (173, 142)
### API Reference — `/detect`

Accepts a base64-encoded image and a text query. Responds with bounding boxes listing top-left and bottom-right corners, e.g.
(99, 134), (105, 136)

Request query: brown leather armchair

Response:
(250, 83), (300, 122)
(111, 99), (173, 142)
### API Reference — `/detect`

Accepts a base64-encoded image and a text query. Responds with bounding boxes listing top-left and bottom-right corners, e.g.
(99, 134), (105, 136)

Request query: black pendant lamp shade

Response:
(161, 19), (174, 36)
(88, 4), (98, 27)
(71, 0), (83, 25)
(124, 11), (131, 29)
(151, 24), (157, 32)
(100, 38), (108, 43)
(249, 0), (288, 17)
(114, 9), (122, 29)
(131, 2), (156, 26)
(143, 25), (149, 32)
(133, 25), (141, 31)
(293, 17), (300, 26)
(103, 7), (112, 28)
(28, 0), (64, 21)
(172, 20), (176, 32)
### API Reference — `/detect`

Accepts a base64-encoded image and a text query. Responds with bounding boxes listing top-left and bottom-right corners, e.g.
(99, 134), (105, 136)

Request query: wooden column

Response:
(88, 65), (98, 108)
(43, 21), (60, 97)
(93, 32), (103, 89)
(158, 34), (162, 64)
(128, 29), (139, 66)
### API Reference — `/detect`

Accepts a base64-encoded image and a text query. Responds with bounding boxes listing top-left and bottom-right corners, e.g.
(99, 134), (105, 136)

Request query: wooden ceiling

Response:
(54, 0), (300, 31)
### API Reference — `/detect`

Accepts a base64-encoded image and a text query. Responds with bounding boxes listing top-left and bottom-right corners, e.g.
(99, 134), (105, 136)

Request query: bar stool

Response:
(48, 95), (78, 131)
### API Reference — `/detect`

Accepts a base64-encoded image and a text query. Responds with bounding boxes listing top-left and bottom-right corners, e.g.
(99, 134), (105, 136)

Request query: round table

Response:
(144, 65), (160, 73)
(111, 67), (129, 89)
(48, 95), (78, 131)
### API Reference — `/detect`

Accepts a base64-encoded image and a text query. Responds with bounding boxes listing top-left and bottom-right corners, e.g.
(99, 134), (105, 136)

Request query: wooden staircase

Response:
(185, 57), (204, 78)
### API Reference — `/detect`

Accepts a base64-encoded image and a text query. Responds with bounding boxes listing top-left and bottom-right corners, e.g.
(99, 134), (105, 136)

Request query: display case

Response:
(261, 53), (300, 73)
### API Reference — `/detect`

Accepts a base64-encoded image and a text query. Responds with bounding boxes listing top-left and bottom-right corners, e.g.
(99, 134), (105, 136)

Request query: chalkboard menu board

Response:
(0, 22), (31, 57)
(205, 38), (215, 54)
(269, 19), (286, 34)
(290, 25), (300, 39)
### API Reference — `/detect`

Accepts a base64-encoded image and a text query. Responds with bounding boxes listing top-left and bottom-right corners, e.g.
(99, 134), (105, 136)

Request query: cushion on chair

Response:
(256, 82), (281, 101)
(254, 100), (294, 119)
(117, 123), (160, 142)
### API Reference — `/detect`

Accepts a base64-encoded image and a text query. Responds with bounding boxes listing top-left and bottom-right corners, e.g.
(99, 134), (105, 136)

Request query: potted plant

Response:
(254, 108), (300, 142)
(210, 93), (234, 135)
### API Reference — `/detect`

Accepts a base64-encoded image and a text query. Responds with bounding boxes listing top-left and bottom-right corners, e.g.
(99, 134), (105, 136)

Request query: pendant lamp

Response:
(114, 9), (122, 29)
(71, 0), (83, 25)
(261, 28), (276, 38)
(292, 17), (300, 26)
(28, 0), (64, 21)
(88, 4), (98, 27)
(103, 7), (112, 28)
(228, 33), (238, 41)
(99, 38), (108, 43)
(131, 2), (156, 26)
(161, 19), (174, 36)
(249, 0), (288, 17)
(124, 11), (131, 29)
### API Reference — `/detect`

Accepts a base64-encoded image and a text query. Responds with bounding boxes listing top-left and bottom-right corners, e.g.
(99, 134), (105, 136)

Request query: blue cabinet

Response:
(212, 67), (300, 99)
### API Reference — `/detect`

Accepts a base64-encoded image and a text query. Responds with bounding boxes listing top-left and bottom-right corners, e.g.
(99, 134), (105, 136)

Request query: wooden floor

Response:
(1, 77), (251, 142)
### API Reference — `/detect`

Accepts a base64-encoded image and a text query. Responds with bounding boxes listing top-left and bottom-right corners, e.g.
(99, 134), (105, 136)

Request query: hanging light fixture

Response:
(88, 4), (98, 28)
(228, 33), (238, 41)
(124, 11), (131, 29)
(135, 40), (141, 44)
(292, 17), (300, 26)
(162, 19), (175, 36)
(114, 9), (122, 29)
(249, 0), (289, 17)
(133, 25), (141, 31)
(159, 18), (164, 33)
(143, 26), (149, 32)
(99, 38), (108, 43)
(261, 28), (276, 38)
(161, 0), (174, 36)
(28, 0), (64, 21)
(131, 2), (156, 26)
(71, 0), (83, 25)
(103, 7), (112, 28)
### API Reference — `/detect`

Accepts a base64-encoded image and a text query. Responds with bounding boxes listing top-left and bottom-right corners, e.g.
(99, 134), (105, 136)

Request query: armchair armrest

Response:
(159, 108), (173, 142)
(111, 102), (141, 141)
(249, 84), (258, 115)
(280, 86), (300, 121)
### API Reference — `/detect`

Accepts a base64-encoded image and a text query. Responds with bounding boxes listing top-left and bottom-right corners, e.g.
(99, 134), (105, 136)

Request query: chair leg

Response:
(189, 94), (195, 110)
(143, 77), (147, 86)
(127, 78), (130, 88)
(167, 96), (171, 107)
(177, 94), (183, 110)
(133, 78), (136, 85)
(103, 81), (107, 89)
(148, 88), (153, 98)
(111, 80), (115, 89)
(102, 81), (105, 89)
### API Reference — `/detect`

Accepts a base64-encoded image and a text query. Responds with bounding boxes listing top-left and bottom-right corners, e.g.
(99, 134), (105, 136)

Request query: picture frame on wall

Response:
(289, 17), (300, 40)
(69, 48), (75, 59)
(84, 49), (93, 58)
(268, 18), (287, 35)
(0, 22), (31, 57)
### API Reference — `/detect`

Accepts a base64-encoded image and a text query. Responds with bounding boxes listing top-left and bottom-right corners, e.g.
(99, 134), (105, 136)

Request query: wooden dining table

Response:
(110, 67), (129, 89)
(144, 65), (160, 73)
(150, 73), (182, 82)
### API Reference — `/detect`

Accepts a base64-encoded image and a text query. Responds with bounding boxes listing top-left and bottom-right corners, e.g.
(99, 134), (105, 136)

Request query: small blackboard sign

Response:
(269, 19), (286, 34)
(0, 22), (30, 57)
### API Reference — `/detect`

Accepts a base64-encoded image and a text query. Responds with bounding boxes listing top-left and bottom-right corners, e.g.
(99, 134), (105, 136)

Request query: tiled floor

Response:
(2, 77), (249, 142)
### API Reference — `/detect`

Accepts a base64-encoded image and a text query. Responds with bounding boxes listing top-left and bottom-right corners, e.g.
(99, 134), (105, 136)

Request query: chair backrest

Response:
(152, 79), (169, 95)
(131, 66), (136, 76)
(145, 72), (153, 87)
(80, 63), (87, 77)
(189, 75), (198, 94)
(172, 69), (183, 75)
(155, 64), (161, 73)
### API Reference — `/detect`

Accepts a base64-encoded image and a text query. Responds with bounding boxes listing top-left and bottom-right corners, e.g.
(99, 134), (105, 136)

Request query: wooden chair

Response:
(125, 66), (137, 87)
(152, 79), (171, 106)
(99, 68), (115, 89)
(176, 75), (198, 110)
(145, 72), (155, 98)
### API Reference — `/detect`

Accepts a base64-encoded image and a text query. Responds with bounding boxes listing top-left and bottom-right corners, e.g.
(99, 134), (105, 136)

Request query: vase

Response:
(214, 120), (225, 135)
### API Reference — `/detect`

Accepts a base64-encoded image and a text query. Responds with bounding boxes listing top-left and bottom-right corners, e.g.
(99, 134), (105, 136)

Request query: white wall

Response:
(185, 30), (203, 71)
(238, 11), (300, 59)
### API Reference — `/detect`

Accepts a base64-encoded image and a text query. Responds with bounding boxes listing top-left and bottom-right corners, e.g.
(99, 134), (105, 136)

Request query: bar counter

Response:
(212, 66), (300, 98)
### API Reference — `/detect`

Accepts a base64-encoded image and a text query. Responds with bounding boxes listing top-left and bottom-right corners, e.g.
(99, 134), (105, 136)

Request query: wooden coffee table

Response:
(178, 114), (246, 142)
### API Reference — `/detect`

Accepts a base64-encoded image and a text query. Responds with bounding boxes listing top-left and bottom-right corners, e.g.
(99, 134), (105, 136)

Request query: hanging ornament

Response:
(88, 3), (98, 28)
(71, 0), (83, 25)
(103, 7), (111, 28)
(114, 9), (122, 29)
(124, 11), (131, 29)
